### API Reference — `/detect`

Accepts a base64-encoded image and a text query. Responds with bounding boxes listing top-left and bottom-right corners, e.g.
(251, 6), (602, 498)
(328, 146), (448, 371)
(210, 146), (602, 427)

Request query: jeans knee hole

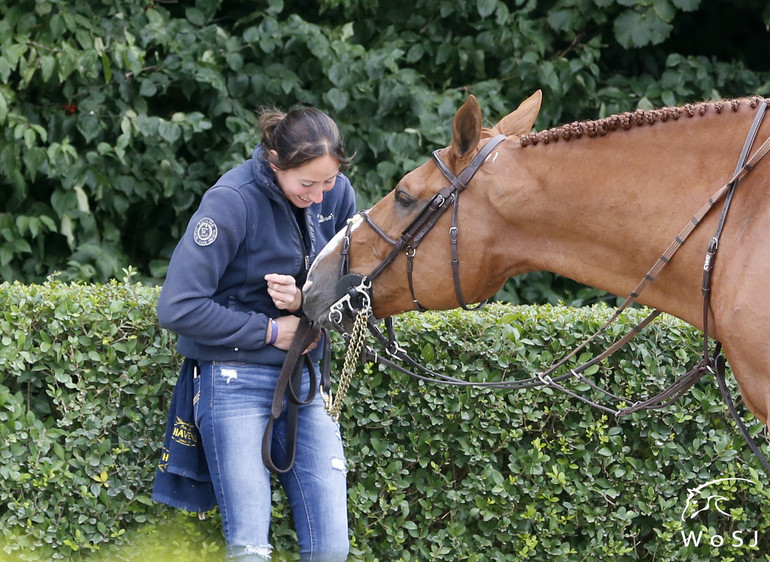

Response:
(243, 544), (272, 559)
(330, 456), (347, 475)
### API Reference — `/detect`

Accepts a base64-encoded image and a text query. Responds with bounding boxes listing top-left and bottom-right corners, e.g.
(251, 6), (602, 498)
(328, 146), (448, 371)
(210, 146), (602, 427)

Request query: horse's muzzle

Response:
(301, 277), (332, 327)
(303, 271), (372, 332)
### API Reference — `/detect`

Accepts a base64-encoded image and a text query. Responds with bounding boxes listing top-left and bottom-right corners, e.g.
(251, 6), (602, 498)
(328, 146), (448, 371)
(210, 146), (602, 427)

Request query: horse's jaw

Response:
(302, 269), (339, 327)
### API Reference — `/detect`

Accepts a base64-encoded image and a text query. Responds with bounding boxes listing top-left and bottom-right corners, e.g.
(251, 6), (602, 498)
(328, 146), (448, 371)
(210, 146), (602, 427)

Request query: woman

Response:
(156, 107), (356, 560)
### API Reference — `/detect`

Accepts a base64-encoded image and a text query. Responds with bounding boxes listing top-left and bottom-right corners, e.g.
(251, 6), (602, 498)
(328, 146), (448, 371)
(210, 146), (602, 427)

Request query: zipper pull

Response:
(305, 255), (310, 271)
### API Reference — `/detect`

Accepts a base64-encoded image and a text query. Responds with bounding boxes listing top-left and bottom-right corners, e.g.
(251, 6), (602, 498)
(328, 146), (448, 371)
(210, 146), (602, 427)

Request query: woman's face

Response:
(272, 153), (340, 208)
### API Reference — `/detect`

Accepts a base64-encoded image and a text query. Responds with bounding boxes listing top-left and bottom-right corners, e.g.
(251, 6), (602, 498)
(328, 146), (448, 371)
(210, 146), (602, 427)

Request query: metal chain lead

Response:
(323, 308), (368, 421)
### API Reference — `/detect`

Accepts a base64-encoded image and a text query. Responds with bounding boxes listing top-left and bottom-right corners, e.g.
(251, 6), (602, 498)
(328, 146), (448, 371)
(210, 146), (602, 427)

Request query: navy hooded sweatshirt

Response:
(157, 145), (356, 366)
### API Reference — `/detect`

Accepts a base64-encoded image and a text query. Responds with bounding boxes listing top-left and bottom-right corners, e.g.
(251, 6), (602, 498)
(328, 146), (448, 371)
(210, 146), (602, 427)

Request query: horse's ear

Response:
(491, 90), (542, 137)
(452, 95), (482, 159)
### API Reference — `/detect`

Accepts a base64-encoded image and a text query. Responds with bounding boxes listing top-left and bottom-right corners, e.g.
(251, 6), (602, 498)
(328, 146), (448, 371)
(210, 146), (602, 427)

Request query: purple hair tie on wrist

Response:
(268, 319), (278, 345)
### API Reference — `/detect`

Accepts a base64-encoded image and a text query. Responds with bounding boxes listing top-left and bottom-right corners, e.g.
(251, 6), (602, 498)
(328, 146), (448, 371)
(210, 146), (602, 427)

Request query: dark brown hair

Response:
(259, 107), (351, 172)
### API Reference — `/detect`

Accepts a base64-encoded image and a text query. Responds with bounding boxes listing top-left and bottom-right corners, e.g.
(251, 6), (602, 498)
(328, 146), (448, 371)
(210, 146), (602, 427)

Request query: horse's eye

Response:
(395, 189), (414, 208)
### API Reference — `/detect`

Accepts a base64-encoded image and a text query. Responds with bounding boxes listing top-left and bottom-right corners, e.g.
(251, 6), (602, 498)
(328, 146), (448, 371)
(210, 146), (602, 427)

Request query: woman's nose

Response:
(309, 186), (324, 203)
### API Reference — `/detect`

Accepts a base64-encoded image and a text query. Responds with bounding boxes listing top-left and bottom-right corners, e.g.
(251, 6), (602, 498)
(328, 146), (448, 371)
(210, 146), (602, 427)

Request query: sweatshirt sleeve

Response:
(157, 186), (269, 350)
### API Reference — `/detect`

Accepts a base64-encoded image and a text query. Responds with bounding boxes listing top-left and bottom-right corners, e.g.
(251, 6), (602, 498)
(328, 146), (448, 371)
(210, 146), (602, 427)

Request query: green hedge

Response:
(0, 281), (768, 561)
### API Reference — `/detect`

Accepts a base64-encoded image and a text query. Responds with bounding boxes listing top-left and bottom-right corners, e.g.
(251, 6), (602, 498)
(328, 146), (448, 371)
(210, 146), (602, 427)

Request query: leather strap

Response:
(354, 134), (507, 309)
(262, 317), (321, 474)
(712, 345), (770, 473)
(701, 99), (770, 473)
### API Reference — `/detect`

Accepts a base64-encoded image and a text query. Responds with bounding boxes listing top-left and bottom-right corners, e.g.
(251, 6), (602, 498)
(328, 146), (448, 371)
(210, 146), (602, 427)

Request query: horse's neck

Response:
(500, 109), (760, 325)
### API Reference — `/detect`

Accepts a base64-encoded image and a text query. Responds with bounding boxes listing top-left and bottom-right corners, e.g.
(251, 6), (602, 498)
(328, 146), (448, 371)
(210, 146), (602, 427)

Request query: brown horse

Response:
(303, 91), (770, 427)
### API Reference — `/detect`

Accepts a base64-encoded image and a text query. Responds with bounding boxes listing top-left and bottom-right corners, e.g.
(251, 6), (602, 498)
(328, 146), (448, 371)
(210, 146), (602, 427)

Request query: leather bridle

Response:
(335, 134), (507, 313)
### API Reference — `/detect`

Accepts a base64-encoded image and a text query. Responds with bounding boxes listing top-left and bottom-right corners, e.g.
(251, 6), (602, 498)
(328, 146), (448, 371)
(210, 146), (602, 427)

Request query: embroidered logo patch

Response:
(172, 417), (198, 447)
(193, 217), (218, 246)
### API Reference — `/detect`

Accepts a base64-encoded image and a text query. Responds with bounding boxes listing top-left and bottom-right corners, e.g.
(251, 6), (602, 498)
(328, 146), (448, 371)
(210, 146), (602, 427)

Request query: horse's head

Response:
(303, 91), (542, 327)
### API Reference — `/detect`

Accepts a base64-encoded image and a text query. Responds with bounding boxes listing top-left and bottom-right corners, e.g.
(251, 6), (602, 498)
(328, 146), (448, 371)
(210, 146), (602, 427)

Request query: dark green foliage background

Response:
(2, 0), (770, 303)
(3, 2), (770, 559)
(1, 281), (768, 560)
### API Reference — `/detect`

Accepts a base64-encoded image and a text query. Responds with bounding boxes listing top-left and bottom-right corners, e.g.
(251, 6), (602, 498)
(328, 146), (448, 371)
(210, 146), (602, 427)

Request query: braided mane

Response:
(519, 96), (767, 147)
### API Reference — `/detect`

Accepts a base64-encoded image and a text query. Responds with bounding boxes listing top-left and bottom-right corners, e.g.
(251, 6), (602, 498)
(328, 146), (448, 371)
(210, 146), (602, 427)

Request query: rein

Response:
(261, 317), (321, 474)
(321, 102), (770, 474)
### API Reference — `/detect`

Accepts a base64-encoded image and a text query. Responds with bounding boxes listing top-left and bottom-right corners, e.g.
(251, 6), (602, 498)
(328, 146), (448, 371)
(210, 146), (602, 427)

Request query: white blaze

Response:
(308, 213), (365, 279)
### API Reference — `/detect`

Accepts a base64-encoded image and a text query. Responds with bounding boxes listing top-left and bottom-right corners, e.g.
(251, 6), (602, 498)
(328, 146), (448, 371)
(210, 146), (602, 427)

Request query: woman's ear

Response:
(268, 150), (280, 171)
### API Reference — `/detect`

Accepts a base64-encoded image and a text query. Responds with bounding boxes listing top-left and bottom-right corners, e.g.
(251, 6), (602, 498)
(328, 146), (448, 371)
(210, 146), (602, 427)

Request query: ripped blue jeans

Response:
(195, 361), (349, 561)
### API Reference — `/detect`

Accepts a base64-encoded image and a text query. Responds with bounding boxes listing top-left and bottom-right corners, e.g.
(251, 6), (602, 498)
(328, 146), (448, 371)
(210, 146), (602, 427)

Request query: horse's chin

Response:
(334, 315), (358, 335)
(313, 307), (383, 338)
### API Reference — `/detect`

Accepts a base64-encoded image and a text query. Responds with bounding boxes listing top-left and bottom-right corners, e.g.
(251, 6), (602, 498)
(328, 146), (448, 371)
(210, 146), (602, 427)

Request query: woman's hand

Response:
(265, 273), (302, 312)
(268, 315), (319, 353)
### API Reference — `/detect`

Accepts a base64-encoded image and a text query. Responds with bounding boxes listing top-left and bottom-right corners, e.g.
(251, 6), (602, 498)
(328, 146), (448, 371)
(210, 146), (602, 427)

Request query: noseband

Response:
(335, 134), (507, 315)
